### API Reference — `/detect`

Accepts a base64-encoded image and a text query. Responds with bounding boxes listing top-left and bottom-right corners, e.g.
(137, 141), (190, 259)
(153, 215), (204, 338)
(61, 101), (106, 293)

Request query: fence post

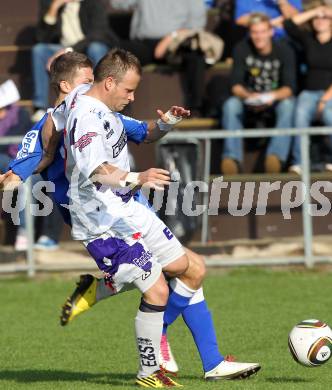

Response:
(25, 177), (35, 277)
(300, 132), (313, 268)
(201, 139), (211, 244)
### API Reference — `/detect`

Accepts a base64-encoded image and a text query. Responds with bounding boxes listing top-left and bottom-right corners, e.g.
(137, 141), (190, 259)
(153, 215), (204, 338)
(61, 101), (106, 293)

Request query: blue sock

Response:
(183, 298), (224, 372)
(163, 278), (195, 333)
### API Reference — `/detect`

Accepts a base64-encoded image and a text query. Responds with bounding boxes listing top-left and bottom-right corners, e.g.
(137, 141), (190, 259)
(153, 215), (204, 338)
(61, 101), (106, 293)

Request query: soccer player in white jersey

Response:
(51, 48), (260, 387)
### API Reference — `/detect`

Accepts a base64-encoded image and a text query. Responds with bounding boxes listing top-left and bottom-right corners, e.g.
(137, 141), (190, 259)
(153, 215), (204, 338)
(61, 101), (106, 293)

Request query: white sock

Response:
(188, 287), (205, 305)
(135, 309), (164, 378)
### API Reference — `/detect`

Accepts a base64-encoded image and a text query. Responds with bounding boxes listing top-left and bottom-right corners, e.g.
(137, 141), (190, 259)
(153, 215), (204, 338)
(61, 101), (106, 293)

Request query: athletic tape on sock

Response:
(188, 287), (205, 305)
(169, 277), (197, 298)
(139, 298), (166, 313)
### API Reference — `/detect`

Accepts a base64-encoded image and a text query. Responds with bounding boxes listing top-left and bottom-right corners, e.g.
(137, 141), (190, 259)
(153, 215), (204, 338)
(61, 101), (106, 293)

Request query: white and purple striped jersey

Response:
(52, 85), (148, 240)
(8, 88), (150, 230)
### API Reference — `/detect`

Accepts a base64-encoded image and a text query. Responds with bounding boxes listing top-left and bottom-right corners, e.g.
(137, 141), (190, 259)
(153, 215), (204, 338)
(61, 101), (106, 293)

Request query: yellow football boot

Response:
(136, 370), (183, 387)
(60, 274), (97, 326)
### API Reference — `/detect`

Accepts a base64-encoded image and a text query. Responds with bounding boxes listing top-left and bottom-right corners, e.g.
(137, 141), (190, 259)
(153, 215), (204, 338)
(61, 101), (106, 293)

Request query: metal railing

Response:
(164, 126), (332, 268)
(1, 127), (332, 276)
(0, 136), (35, 276)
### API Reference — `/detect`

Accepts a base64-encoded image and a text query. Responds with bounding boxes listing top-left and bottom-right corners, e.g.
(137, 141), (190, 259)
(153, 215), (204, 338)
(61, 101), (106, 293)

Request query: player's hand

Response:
(138, 168), (171, 190)
(156, 106), (191, 123)
(0, 170), (22, 191)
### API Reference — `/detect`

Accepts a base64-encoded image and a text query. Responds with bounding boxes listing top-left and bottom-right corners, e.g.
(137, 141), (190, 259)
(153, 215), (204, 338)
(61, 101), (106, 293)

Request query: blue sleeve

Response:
(133, 190), (155, 213)
(8, 115), (47, 181)
(235, 0), (253, 19)
(290, 0), (303, 11)
(117, 113), (148, 144)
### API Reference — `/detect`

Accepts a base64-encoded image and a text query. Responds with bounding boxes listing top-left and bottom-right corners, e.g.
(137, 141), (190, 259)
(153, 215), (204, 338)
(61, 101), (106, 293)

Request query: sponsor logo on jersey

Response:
(132, 232), (142, 240)
(16, 130), (39, 159)
(133, 250), (153, 269)
(163, 227), (174, 240)
(103, 120), (114, 139)
(142, 270), (151, 281)
(90, 108), (106, 119)
(74, 132), (98, 152)
(112, 129), (127, 158)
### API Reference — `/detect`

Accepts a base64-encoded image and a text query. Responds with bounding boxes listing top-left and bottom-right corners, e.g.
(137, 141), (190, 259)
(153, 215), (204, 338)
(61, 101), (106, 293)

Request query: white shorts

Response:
(84, 203), (185, 293)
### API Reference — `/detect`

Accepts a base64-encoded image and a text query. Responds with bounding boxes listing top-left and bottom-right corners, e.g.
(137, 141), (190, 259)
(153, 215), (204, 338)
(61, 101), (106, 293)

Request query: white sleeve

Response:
(51, 102), (66, 132)
(51, 84), (91, 132)
(69, 114), (112, 179)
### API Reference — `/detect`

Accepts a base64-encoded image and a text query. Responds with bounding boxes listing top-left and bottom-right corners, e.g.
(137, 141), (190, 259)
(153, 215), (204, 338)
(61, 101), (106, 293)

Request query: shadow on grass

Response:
(265, 377), (313, 384)
(0, 369), (137, 386)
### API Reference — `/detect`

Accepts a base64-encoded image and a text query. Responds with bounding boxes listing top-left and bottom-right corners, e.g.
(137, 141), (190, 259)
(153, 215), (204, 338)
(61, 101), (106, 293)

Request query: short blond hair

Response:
(248, 12), (271, 27)
(94, 48), (142, 83)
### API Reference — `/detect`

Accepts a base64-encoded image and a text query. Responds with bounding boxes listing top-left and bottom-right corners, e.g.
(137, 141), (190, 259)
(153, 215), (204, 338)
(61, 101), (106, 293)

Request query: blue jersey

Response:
(9, 112), (150, 225)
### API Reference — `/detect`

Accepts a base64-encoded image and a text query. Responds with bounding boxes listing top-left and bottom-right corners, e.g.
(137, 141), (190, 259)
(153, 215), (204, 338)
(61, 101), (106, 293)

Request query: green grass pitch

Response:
(1, 267), (332, 389)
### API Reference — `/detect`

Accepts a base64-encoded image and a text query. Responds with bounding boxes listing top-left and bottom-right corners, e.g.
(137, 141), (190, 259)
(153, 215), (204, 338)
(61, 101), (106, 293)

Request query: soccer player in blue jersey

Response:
(1, 51), (260, 387)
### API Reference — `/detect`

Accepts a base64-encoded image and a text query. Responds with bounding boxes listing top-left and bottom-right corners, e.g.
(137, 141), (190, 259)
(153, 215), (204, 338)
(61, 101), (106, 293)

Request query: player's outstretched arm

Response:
(91, 163), (170, 191)
(144, 105), (190, 143)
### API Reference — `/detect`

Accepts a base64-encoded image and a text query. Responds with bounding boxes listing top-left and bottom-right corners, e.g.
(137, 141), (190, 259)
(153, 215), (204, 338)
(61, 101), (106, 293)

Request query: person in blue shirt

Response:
(235, 0), (302, 39)
(2, 52), (95, 226)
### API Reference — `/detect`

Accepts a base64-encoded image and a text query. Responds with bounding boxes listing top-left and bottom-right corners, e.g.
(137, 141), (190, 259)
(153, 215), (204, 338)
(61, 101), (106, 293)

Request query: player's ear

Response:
(59, 80), (71, 94)
(105, 76), (116, 91)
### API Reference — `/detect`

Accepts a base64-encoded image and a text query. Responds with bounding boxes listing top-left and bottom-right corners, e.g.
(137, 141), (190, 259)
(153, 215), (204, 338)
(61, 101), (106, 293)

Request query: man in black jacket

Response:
(32, 0), (117, 121)
(220, 12), (296, 174)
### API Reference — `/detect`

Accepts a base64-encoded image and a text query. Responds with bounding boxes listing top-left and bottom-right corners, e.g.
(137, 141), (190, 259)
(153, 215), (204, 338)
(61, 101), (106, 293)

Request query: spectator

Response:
(235, 0), (302, 39)
(284, 5), (332, 173)
(0, 80), (63, 251)
(220, 13), (297, 174)
(32, 0), (117, 122)
(0, 80), (32, 250)
(111, 0), (208, 116)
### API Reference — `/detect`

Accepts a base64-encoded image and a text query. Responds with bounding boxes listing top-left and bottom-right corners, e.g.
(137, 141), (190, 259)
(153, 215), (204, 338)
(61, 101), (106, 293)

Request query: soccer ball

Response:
(288, 319), (332, 367)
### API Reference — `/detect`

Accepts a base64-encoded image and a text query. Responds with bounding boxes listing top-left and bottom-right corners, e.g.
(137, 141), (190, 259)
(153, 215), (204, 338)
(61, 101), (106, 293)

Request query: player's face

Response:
(250, 21), (273, 51)
(108, 69), (141, 112)
(70, 66), (94, 89)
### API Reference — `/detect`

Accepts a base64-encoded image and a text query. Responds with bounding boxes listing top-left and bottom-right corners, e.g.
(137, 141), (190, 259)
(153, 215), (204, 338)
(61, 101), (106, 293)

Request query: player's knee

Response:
(177, 254), (190, 275)
(143, 277), (169, 306)
(178, 253), (205, 290)
(164, 254), (190, 277)
(195, 255), (206, 283)
(187, 251), (206, 283)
